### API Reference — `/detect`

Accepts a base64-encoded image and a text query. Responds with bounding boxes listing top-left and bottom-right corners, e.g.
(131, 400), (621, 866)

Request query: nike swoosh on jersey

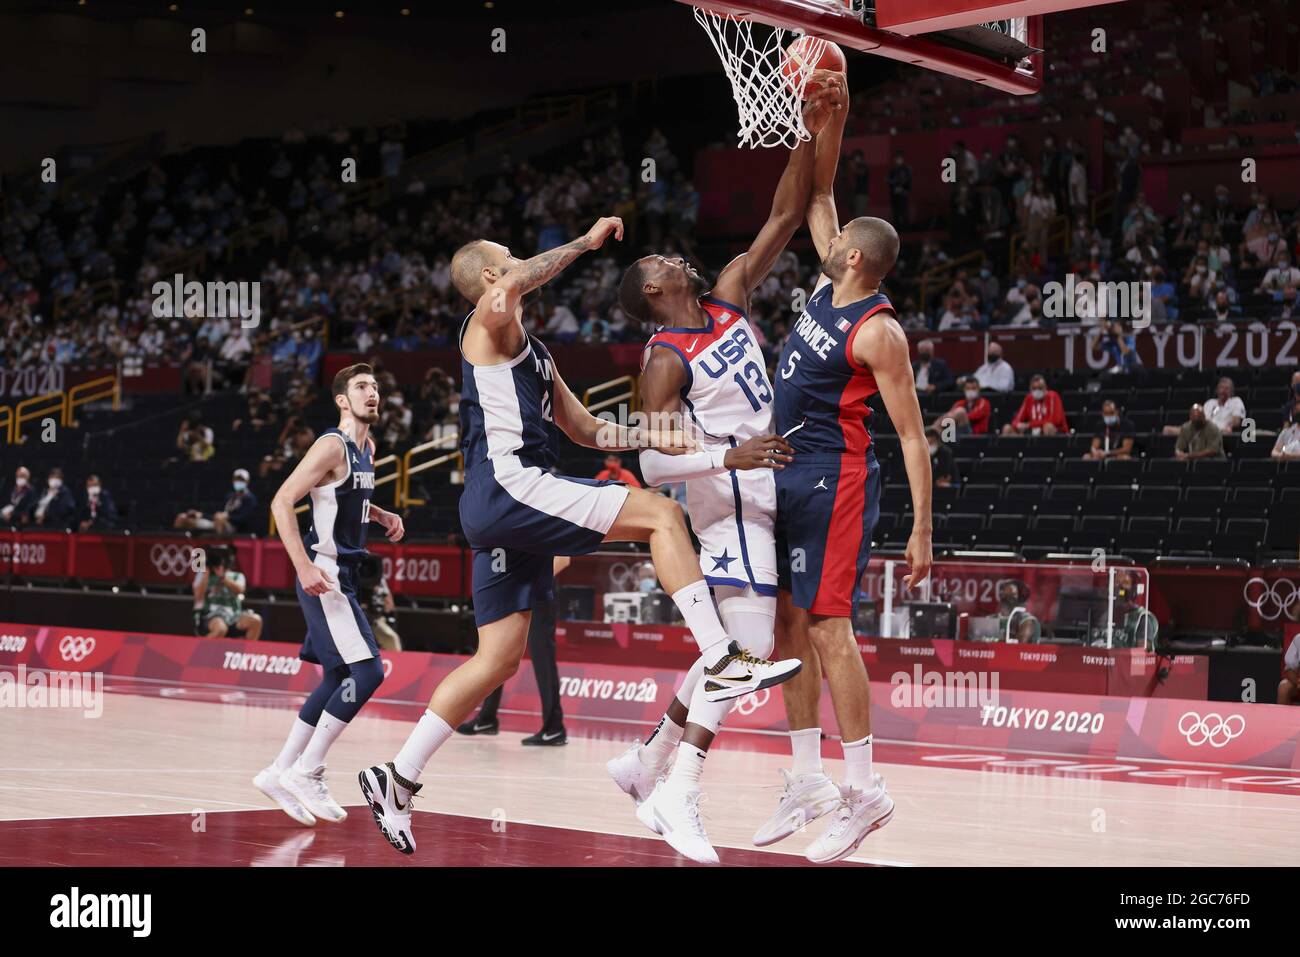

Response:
(684, 338), (701, 353)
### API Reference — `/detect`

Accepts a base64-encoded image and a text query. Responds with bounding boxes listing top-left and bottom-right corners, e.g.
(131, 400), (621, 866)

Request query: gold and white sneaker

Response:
(701, 642), (802, 703)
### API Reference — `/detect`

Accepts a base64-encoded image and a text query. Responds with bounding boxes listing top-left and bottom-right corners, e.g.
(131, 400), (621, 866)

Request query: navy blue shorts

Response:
(775, 453), (882, 617)
(296, 558), (380, 670)
(460, 461), (630, 626)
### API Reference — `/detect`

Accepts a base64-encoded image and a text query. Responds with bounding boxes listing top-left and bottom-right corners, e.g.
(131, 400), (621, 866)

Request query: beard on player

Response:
(350, 395), (380, 425)
(819, 246), (849, 281)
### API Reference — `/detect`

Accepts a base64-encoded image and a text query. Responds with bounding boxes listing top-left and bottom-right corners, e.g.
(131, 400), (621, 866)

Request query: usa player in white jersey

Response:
(604, 73), (847, 863)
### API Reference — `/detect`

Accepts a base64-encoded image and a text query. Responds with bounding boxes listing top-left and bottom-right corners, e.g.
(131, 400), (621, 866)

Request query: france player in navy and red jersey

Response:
(759, 78), (933, 863)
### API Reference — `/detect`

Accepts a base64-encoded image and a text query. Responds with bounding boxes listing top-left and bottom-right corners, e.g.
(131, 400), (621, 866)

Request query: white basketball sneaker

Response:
(358, 762), (420, 856)
(805, 776), (895, 864)
(701, 641), (802, 703)
(636, 780), (719, 865)
(279, 762), (347, 824)
(606, 744), (664, 815)
(253, 764), (317, 827)
(752, 768), (842, 846)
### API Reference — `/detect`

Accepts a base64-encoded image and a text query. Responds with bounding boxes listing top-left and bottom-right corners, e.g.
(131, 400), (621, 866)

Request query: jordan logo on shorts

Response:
(814, 477), (828, 490)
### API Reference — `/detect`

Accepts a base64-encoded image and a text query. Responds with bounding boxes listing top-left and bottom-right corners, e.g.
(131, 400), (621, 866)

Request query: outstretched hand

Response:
(583, 216), (625, 250)
(803, 71), (848, 135)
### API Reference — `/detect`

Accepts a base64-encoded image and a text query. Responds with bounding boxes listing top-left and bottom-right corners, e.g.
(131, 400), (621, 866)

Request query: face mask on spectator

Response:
(965, 389), (979, 401)
(987, 353), (999, 364)
(928, 441), (940, 455)
(1016, 279), (1027, 290)
(48, 478), (62, 490)
(87, 484), (100, 498)
(1103, 414), (1119, 426)
(233, 480), (247, 492)
(1031, 388), (1046, 400)
(14, 476), (27, 488)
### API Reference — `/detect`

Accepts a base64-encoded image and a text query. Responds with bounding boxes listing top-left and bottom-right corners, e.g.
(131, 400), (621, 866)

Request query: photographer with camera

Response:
(356, 553), (401, 651)
(193, 545), (263, 640)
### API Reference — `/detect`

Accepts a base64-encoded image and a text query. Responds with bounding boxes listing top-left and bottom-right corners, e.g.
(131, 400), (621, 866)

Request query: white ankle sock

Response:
(790, 727), (823, 776)
(668, 742), (706, 790)
(297, 712), (348, 770)
(274, 718), (316, 771)
(671, 581), (729, 665)
(640, 714), (684, 770)
(842, 735), (874, 790)
(393, 710), (453, 798)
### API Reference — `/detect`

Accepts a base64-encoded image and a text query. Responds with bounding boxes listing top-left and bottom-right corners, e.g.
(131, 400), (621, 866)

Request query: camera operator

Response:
(193, 546), (263, 640)
(356, 553), (401, 651)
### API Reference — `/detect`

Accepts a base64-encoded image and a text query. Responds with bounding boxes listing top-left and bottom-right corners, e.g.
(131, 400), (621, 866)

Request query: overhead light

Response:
(400, 7), (411, 15)
(334, 9), (344, 17)
(168, 3), (178, 10)
(245, 7), (254, 13)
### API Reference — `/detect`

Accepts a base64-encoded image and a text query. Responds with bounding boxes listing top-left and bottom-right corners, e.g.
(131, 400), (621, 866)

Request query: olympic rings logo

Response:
(1243, 578), (1299, 621)
(1177, 711), (1245, 748)
(151, 543), (194, 577)
(58, 635), (97, 662)
(730, 688), (770, 717)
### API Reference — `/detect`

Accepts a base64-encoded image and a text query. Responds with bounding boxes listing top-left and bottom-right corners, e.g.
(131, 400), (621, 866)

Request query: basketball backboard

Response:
(678, 0), (1123, 96)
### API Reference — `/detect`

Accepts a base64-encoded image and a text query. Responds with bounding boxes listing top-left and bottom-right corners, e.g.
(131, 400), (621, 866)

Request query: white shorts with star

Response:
(684, 466), (777, 598)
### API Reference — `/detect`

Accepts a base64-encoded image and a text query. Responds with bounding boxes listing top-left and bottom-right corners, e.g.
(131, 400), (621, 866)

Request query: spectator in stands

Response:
(936, 377), (991, 436)
(926, 428), (959, 488)
(29, 468), (77, 529)
(973, 342), (1014, 392)
(912, 339), (954, 395)
(1022, 177), (1056, 262)
(193, 546), (262, 641)
(1210, 288), (1242, 322)
(1150, 266), (1177, 322)
(77, 474), (119, 531)
(1202, 377), (1246, 435)
(1258, 254), (1300, 295)
(1084, 400), (1135, 460)
(1173, 404), (1225, 461)
(887, 150), (912, 227)
(1272, 409), (1300, 461)
(1239, 199), (1286, 268)
(1, 467), (35, 526)
(1099, 322), (1142, 378)
(175, 412), (215, 463)
(594, 453), (642, 488)
(174, 468), (259, 534)
(1002, 374), (1068, 436)
(232, 389), (275, 433)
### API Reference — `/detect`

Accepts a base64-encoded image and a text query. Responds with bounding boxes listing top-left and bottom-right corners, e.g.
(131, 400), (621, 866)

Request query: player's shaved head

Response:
(451, 239), (503, 302)
(822, 216), (900, 283)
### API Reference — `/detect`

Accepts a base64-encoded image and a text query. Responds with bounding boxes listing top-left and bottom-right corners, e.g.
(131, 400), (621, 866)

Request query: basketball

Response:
(781, 37), (846, 96)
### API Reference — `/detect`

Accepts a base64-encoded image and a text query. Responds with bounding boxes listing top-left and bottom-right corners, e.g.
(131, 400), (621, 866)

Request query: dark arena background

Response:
(0, 0), (1297, 932)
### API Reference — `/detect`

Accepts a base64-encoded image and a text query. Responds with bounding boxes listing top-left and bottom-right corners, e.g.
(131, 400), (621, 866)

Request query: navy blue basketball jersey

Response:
(458, 313), (561, 471)
(304, 428), (374, 562)
(773, 283), (895, 456)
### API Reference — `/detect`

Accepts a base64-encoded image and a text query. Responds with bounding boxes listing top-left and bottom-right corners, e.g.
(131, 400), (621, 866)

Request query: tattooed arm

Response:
(475, 217), (624, 331)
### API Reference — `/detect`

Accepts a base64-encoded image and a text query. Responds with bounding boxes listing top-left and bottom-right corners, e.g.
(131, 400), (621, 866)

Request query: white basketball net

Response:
(692, 7), (828, 149)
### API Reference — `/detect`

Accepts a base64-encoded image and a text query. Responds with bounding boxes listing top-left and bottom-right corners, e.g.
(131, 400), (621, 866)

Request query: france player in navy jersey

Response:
(253, 363), (406, 827)
(758, 77), (933, 863)
(359, 216), (802, 855)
